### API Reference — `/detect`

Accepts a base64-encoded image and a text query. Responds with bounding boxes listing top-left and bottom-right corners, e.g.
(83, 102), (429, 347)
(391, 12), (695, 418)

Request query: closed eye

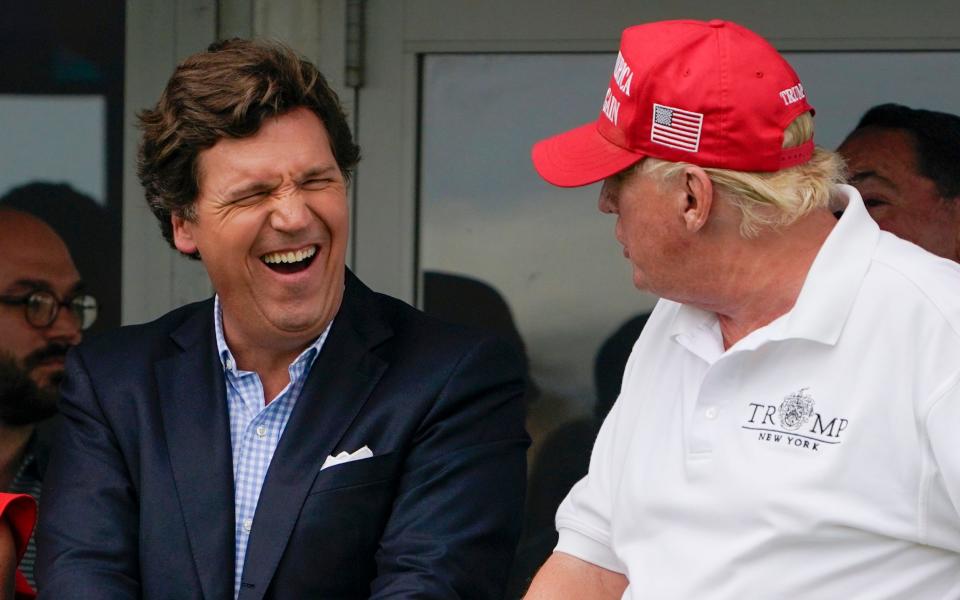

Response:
(224, 184), (274, 205)
(225, 192), (268, 208)
(302, 178), (334, 190)
(237, 191), (267, 201)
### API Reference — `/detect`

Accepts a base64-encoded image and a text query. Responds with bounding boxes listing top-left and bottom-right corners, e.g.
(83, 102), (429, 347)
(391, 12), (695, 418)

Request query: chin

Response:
(632, 271), (650, 292)
(270, 308), (332, 336)
(259, 284), (343, 338)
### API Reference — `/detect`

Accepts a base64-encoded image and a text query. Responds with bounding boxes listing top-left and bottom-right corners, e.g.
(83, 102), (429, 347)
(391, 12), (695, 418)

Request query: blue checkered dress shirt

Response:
(214, 296), (331, 598)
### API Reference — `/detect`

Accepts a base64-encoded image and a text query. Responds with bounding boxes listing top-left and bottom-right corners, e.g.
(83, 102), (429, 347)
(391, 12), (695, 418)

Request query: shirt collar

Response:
(15, 437), (39, 481)
(213, 294), (332, 375)
(668, 304), (725, 364)
(669, 185), (879, 352)
(772, 184), (878, 345)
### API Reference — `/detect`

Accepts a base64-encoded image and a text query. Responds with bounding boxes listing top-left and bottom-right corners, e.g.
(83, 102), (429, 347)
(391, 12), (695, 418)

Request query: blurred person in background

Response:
(0, 208), (94, 590)
(838, 103), (960, 261)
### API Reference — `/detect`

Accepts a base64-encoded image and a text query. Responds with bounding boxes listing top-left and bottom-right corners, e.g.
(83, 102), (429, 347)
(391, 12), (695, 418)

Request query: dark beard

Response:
(0, 353), (59, 426)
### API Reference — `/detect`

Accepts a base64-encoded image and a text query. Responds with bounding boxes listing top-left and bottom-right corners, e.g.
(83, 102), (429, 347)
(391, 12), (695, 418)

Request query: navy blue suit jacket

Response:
(37, 272), (528, 599)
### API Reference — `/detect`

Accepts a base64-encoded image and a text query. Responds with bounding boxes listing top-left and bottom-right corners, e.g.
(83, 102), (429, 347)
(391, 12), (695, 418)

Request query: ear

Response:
(171, 213), (199, 255)
(678, 165), (714, 232)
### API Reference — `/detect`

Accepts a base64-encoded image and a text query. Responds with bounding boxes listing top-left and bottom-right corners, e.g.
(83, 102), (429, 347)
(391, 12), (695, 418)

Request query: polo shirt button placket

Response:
(689, 364), (731, 456)
(688, 405), (717, 455)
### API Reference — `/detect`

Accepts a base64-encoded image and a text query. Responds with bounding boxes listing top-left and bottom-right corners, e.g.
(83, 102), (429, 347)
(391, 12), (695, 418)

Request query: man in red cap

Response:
(526, 20), (960, 599)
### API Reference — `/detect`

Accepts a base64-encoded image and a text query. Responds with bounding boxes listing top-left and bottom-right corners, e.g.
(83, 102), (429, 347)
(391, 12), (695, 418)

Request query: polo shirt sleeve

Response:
(553, 351), (640, 575)
(0, 493), (36, 561)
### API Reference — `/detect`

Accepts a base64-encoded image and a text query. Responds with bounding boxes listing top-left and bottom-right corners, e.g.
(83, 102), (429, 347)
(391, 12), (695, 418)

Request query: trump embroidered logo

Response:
(741, 388), (851, 453)
(650, 103), (703, 152)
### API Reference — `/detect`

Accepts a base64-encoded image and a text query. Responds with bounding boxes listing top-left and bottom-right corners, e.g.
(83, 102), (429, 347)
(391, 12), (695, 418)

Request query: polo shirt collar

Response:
(669, 185), (879, 351)
(773, 185), (878, 345)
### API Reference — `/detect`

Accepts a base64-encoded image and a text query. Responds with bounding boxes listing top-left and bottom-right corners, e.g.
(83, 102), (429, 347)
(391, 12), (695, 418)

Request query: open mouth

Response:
(260, 245), (318, 274)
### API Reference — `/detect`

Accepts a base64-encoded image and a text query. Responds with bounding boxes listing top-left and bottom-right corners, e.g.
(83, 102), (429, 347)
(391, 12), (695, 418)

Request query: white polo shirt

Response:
(556, 186), (960, 599)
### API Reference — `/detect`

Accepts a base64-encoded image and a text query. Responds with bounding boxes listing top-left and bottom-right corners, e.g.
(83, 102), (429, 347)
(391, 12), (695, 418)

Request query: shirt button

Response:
(705, 407), (718, 420)
(243, 518), (253, 533)
(225, 358), (234, 370)
(256, 426), (267, 439)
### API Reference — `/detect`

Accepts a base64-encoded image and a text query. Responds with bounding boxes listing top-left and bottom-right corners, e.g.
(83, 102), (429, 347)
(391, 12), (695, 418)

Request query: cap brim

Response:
(531, 121), (646, 187)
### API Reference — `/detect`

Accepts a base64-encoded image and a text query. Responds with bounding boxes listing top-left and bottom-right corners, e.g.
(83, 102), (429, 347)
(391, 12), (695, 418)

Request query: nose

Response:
(45, 304), (82, 346)
(269, 191), (312, 233)
(598, 180), (617, 214)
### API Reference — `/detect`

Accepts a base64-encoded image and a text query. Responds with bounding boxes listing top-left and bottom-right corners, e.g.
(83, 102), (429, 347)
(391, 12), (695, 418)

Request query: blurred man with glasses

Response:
(0, 207), (96, 588)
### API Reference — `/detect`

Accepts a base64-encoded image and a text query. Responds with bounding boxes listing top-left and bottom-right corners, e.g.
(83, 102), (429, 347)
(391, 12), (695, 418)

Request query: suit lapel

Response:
(238, 273), (392, 599)
(156, 301), (236, 600)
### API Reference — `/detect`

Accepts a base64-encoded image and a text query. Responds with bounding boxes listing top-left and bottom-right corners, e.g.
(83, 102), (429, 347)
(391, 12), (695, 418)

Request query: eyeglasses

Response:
(0, 290), (98, 330)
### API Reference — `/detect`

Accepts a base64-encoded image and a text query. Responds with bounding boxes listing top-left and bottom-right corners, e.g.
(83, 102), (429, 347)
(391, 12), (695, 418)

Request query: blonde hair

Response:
(636, 112), (845, 237)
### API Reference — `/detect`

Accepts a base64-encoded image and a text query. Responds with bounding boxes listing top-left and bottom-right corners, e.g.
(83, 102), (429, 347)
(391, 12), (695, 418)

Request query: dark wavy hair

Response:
(137, 38), (361, 256)
(851, 103), (960, 199)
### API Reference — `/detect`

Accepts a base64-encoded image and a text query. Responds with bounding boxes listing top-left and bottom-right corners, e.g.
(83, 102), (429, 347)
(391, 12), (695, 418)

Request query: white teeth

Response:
(262, 245), (317, 265)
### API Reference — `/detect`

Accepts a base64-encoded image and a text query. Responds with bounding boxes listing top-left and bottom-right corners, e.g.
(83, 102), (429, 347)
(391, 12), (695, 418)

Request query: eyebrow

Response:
(298, 165), (340, 181)
(848, 170), (897, 189)
(3, 279), (86, 296)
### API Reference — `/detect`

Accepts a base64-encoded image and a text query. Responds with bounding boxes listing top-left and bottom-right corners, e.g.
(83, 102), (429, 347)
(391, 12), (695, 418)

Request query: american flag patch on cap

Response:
(650, 103), (704, 152)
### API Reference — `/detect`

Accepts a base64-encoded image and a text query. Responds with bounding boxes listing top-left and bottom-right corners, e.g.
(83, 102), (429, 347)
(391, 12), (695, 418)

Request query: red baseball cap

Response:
(532, 19), (815, 187)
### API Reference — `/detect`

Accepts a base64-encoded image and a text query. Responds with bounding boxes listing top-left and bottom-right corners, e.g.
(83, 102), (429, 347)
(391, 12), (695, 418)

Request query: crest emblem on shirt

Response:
(743, 388), (849, 452)
(778, 387), (814, 430)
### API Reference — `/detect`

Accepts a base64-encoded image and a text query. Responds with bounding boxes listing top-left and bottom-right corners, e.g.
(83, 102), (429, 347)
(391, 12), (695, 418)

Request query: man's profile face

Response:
(598, 167), (688, 296)
(0, 212), (84, 423)
(172, 107), (349, 349)
(838, 127), (959, 261)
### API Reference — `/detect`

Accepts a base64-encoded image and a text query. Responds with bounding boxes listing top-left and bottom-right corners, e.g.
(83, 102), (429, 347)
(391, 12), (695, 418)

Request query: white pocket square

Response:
(321, 445), (374, 470)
